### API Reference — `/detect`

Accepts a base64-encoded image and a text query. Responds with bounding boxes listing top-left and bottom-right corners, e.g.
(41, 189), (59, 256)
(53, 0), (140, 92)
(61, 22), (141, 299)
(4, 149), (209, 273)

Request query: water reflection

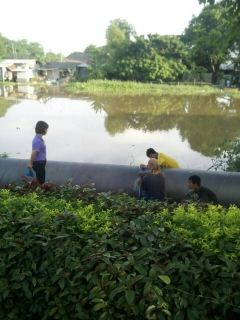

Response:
(1, 85), (240, 166)
(90, 94), (240, 156)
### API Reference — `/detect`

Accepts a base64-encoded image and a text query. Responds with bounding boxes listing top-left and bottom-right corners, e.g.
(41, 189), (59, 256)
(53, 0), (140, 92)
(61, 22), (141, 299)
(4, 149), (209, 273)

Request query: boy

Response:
(140, 148), (180, 170)
(187, 175), (218, 205)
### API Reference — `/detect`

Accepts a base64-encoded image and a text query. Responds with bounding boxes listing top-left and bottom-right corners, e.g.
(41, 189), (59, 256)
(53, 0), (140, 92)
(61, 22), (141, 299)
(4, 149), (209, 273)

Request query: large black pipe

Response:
(0, 158), (239, 207)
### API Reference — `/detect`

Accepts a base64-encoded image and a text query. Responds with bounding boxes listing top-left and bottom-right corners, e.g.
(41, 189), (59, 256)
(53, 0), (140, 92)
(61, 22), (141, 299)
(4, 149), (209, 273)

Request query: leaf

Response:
(143, 281), (152, 297)
(134, 265), (147, 276)
(146, 305), (156, 314)
(162, 309), (171, 316)
(218, 272), (230, 277)
(65, 255), (71, 268)
(147, 234), (155, 241)
(139, 298), (145, 312)
(125, 290), (135, 305)
(158, 275), (171, 284)
(32, 278), (37, 286)
(92, 303), (106, 311)
(11, 283), (22, 290)
(109, 286), (126, 299)
(174, 310), (185, 320)
(56, 268), (63, 275)
(128, 275), (144, 288)
(139, 235), (147, 246)
(212, 290), (219, 299)
(3, 290), (10, 299)
(9, 252), (18, 259)
(49, 307), (58, 316)
(58, 278), (65, 290)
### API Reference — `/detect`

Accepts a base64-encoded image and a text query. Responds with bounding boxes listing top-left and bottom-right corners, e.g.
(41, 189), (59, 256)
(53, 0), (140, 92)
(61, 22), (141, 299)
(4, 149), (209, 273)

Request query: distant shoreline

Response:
(62, 79), (240, 97)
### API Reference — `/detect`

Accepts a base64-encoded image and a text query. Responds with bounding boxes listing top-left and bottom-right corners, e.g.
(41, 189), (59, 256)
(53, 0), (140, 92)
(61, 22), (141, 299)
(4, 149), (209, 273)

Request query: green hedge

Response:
(0, 181), (240, 319)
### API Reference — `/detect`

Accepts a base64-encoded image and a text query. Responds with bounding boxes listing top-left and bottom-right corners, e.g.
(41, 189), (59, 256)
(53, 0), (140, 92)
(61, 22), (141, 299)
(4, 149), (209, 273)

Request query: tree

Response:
(116, 35), (187, 82)
(44, 51), (62, 63)
(105, 19), (136, 77)
(198, 0), (240, 41)
(182, 4), (234, 83)
(0, 34), (6, 59)
(148, 34), (188, 61)
(84, 44), (99, 54)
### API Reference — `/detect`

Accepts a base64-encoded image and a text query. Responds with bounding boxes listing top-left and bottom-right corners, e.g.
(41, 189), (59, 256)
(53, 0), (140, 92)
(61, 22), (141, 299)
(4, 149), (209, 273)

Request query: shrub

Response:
(0, 181), (240, 319)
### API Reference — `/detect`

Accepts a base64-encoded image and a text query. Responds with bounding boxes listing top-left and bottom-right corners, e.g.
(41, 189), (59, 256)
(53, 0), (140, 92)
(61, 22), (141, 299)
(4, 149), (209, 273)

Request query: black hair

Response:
(188, 175), (201, 187)
(35, 121), (49, 134)
(146, 148), (157, 157)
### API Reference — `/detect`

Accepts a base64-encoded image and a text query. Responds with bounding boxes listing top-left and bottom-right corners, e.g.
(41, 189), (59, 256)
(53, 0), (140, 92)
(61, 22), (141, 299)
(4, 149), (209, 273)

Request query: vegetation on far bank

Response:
(0, 180), (240, 319)
(63, 79), (224, 96)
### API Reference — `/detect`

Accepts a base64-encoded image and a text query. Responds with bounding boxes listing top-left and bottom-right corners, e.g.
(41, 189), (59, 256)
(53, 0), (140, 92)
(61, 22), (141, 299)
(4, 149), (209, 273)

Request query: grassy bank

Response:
(0, 181), (240, 319)
(63, 79), (223, 96)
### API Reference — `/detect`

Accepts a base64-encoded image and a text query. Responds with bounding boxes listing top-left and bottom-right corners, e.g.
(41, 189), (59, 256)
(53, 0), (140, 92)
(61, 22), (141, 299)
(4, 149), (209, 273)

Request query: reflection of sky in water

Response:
(0, 97), (212, 170)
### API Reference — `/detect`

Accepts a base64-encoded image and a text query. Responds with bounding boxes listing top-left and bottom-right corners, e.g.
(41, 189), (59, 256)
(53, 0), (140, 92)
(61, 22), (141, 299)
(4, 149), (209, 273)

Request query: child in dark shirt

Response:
(141, 158), (166, 201)
(187, 175), (218, 205)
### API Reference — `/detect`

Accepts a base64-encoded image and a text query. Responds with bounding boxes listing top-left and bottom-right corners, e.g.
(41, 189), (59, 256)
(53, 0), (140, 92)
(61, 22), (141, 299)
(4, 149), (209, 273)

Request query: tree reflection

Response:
(0, 98), (20, 118)
(90, 94), (240, 157)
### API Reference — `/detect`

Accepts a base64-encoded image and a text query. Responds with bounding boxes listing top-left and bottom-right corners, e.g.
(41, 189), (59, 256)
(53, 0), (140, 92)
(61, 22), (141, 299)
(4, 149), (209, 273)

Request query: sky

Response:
(0, 0), (204, 56)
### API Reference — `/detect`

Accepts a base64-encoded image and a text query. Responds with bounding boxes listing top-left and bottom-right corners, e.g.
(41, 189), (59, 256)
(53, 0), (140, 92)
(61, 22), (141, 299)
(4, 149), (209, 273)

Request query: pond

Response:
(1, 84), (240, 170)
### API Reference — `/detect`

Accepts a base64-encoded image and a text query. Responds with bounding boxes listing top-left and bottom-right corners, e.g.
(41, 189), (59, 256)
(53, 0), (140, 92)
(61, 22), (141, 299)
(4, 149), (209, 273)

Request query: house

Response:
(0, 59), (38, 82)
(39, 53), (92, 81)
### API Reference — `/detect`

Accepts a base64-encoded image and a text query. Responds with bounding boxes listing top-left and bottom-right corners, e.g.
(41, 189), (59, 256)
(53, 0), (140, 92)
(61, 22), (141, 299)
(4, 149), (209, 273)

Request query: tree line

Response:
(85, 2), (240, 84)
(0, 34), (62, 64)
(1, 1), (240, 83)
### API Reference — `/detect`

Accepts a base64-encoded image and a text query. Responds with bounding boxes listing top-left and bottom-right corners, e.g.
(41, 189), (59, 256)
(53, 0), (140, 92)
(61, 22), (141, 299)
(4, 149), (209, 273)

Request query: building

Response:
(0, 59), (38, 82)
(39, 53), (92, 81)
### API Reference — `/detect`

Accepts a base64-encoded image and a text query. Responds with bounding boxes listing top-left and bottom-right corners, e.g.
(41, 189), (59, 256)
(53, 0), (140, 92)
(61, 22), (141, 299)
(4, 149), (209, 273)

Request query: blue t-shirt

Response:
(32, 134), (46, 161)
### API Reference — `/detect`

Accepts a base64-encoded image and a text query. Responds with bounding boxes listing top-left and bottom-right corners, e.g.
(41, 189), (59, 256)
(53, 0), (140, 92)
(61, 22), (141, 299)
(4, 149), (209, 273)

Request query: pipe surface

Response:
(0, 158), (239, 207)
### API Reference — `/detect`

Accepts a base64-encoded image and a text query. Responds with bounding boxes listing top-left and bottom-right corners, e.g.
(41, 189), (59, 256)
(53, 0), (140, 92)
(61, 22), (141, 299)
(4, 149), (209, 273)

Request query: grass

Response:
(63, 79), (229, 96)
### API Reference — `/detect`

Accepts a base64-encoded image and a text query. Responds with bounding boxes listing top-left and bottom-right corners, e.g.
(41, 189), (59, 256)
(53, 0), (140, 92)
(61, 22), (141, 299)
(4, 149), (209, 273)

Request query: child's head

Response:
(188, 175), (201, 191)
(146, 148), (157, 159)
(148, 158), (161, 174)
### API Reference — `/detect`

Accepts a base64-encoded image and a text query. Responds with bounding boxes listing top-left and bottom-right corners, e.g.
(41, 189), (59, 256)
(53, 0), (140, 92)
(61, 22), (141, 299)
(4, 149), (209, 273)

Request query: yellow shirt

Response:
(157, 152), (180, 168)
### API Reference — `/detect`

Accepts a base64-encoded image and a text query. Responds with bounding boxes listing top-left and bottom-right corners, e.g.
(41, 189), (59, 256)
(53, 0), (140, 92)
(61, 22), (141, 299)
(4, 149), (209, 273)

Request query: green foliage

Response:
(0, 34), (6, 59)
(116, 35), (187, 82)
(0, 181), (240, 319)
(64, 79), (219, 95)
(0, 152), (9, 158)
(1, 34), (61, 63)
(210, 138), (240, 171)
(182, 3), (234, 83)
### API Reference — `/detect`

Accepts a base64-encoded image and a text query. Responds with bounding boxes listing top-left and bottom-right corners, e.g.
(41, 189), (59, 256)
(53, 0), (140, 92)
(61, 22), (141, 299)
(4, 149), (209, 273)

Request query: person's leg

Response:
(33, 162), (46, 184)
(138, 167), (148, 199)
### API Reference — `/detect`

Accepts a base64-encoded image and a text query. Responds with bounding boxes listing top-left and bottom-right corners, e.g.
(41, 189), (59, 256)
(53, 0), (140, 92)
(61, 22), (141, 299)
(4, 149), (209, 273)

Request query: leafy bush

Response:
(209, 138), (240, 172)
(0, 181), (240, 319)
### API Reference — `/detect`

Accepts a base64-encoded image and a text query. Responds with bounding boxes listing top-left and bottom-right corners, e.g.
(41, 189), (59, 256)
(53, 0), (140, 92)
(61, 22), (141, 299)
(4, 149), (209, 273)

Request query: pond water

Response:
(1, 84), (240, 169)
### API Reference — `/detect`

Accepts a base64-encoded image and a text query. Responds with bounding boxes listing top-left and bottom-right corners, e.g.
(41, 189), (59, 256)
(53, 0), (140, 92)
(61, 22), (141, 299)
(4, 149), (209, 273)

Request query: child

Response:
(140, 148), (180, 171)
(187, 175), (218, 205)
(141, 158), (166, 201)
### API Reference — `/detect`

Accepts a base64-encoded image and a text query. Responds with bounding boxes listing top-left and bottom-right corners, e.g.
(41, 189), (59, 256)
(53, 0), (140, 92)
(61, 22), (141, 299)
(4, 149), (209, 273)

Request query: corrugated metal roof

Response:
(6, 64), (17, 71)
(40, 61), (90, 70)
(63, 53), (92, 63)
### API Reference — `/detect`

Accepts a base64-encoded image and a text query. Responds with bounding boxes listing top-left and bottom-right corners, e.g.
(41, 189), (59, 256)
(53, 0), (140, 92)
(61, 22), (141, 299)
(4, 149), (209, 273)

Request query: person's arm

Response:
(27, 150), (38, 168)
(140, 163), (147, 168)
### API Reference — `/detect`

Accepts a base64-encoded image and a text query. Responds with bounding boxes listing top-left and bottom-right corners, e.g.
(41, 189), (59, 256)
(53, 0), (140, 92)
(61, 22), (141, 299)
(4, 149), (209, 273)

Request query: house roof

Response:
(6, 64), (17, 71)
(39, 61), (90, 70)
(63, 53), (92, 63)
(1, 59), (36, 67)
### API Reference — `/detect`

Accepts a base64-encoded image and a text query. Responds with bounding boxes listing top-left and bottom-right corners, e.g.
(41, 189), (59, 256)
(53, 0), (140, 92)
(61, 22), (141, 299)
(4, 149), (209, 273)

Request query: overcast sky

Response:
(0, 0), (204, 56)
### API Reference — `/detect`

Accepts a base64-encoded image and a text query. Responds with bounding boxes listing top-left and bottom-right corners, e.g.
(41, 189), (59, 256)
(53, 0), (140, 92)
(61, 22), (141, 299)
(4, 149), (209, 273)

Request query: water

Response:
(1, 84), (240, 169)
